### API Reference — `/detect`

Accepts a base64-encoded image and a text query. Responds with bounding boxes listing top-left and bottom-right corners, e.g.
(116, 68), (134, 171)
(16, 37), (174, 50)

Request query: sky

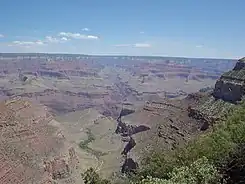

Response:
(0, 0), (245, 59)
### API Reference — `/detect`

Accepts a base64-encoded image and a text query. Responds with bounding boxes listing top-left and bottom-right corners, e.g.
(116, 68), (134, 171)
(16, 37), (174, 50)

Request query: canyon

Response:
(0, 54), (237, 183)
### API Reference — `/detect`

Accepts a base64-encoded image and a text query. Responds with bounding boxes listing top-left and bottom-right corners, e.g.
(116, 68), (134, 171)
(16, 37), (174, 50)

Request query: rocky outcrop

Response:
(144, 101), (184, 113)
(115, 107), (150, 175)
(37, 70), (69, 79)
(62, 69), (99, 77)
(115, 117), (150, 137)
(233, 57), (245, 70)
(213, 57), (245, 103)
(19, 73), (28, 82)
(187, 94), (235, 131)
(213, 79), (244, 103)
(121, 137), (136, 155)
(186, 58), (244, 130)
(115, 106), (150, 137)
(119, 106), (135, 117)
(188, 105), (217, 131)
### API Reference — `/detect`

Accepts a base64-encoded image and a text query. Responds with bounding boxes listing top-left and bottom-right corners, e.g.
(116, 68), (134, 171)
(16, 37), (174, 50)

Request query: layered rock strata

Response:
(213, 57), (245, 103)
(0, 97), (80, 184)
(188, 58), (245, 130)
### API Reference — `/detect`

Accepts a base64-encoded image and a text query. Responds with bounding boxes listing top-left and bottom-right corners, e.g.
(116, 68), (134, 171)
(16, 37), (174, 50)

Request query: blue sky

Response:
(0, 0), (244, 58)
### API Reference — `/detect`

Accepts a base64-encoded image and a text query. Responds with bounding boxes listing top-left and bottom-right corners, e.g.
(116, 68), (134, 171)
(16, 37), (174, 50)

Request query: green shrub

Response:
(79, 128), (96, 150)
(79, 129), (106, 158)
(133, 157), (222, 184)
(82, 167), (111, 184)
(138, 102), (245, 181)
(219, 144), (245, 184)
(81, 102), (245, 183)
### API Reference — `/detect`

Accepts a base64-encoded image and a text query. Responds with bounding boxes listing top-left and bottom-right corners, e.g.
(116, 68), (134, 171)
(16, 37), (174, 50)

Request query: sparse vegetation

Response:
(0, 53), (241, 183)
(79, 128), (96, 149)
(80, 93), (245, 184)
(134, 101), (245, 183)
(88, 100), (245, 183)
(82, 167), (111, 184)
(79, 128), (107, 158)
(199, 86), (213, 93)
(133, 157), (221, 184)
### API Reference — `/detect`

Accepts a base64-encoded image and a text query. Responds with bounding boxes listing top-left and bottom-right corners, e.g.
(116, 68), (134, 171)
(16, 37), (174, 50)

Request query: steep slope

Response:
(213, 57), (245, 103)
(116, 57), (244, 170)
(121, 96), (204, 159)
(188, 57), (245, 131)
(125, 58), (245, 184)
(0, 97), (81, 184)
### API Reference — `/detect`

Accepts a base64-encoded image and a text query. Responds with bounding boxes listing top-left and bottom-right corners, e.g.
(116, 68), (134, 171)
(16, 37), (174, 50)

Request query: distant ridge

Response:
(0, 52), (238, 60)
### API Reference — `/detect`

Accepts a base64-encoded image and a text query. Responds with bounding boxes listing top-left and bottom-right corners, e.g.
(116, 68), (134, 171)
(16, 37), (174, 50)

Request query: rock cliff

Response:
(188, 57), (245, 130)
(0, 97), (80, 184)
(116, 58), (243, 170)
(213, 57), (245, 103)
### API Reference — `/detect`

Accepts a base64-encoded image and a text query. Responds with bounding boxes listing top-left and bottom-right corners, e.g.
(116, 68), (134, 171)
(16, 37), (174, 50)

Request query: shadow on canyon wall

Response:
(115, 107), (150, 174)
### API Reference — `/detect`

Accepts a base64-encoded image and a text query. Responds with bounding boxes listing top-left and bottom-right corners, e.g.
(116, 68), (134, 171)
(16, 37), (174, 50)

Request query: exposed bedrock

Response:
(115, 118), (150, 137)
(61, 69), (99, 77)
(115, 107), (150, 136)
(186, 57), (245, 131)
(187, 106), (217, 131)
(213, 57), (245, 103)
(121, 137), (136, 155)
(119, 108), (135, 117)
(19, 73), (28, 82)
(233, 57), (245, 70)
(0, 97), (80, 184)
(38, 70), (70, 79)
(115, 107), (150, 174)
(213, 79), (244, 103)
(100, 103), (120, 118)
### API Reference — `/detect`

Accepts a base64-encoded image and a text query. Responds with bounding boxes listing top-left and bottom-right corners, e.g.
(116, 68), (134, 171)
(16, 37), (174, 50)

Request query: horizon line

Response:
(0, 52), (239, 60)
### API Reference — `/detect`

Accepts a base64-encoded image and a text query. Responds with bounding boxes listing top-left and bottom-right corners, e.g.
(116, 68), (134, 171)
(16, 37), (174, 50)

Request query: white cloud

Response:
(114, 44), (132, 47)
(6, 30), (98, 49)
(0, 34), (4, 38)
(114, 43), (151, 48)
(6, 33), (242, 59)
(9, 36), (68, 48)
(45, 36), (60, 43)
(36, 40), (45, 45)
(140, 31), (145, 34)
(12, 41), (33, 45)
(82, 28), (90, 31)
(44, 36), (70, 43)
(61, 37), (69, 41)
(9, 40), (44, 47)
(134, 43), (151, 48)
(87, 35), (98, 39)
(58, 32), (99, 40)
